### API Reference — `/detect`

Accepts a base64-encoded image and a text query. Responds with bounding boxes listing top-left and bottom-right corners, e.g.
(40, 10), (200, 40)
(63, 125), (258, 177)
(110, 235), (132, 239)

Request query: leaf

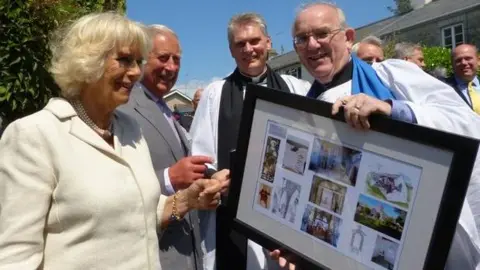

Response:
(9, 57), (21, 66)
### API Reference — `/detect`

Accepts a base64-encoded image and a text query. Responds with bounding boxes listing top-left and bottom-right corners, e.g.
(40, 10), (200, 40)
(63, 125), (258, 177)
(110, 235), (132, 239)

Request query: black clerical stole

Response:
(215, 66), (290, 270)
(217, 66), (290, 171)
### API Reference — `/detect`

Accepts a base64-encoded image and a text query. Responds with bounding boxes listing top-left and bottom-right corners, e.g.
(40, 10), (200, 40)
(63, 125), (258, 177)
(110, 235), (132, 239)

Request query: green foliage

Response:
(388, 0), (413, 15)
(382, 36), (397, 59)
(0, 0), (126, 125)
(422, 46), (453, 75)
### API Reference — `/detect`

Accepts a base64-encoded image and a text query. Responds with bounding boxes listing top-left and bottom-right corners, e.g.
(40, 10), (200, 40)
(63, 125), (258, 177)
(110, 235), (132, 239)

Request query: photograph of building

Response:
(355, 194), (407, 241)
(300, 205), (342, 247)
(309, 176), (348, 214)
(309, 138), (362, 186)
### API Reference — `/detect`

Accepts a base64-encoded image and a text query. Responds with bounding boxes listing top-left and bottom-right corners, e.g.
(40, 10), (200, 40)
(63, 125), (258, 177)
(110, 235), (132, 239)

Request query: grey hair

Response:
(292, 2), (348, 36)
(148, 24), (178, 40)
(147, 24), (182, 52)
(352, 35), (383, 53)
(49, 12), (150, 99)
(227, 12), (269, 45)
(393, 42), (422, 59)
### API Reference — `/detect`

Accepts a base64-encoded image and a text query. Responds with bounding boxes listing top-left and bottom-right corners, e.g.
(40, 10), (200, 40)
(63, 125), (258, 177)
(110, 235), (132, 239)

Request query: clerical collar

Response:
(323, 59), (353, 90)
(307, 59), (353, 99)
(237, 69), (267, 84)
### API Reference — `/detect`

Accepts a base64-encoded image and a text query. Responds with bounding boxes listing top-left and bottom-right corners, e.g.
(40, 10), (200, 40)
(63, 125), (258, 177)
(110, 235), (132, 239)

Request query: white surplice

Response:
(191, 60), (480, 270)
(321, 60), (480, 269)
(190, 74), (310, 270)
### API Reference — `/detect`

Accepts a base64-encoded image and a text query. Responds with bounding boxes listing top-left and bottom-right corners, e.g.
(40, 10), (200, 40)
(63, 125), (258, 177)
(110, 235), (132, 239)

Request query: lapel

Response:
(447, 76), (472, 108)
(131, 85), (185, 161)
(112, 114), (145, 172)
(44, 98), (126, 164)
(172, 119), (191, 154)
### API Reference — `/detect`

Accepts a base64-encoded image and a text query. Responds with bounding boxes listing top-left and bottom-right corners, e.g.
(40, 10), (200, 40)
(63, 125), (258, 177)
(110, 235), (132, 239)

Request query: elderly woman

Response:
(0, 12), (228, 270)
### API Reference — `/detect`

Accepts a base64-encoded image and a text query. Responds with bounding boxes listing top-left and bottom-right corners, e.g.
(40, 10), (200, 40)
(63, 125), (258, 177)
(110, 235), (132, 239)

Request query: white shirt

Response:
(190, 74), (310, 270)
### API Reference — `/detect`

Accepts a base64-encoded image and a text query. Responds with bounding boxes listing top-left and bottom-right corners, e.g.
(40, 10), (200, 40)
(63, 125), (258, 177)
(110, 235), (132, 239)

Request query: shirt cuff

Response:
(389, 100), (417, 124)
(164, 168), (176, 195)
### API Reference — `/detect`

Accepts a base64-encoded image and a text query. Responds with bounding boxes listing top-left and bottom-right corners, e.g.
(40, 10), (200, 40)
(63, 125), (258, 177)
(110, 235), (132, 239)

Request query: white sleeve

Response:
(0, 119), (56, 269)
(373, 59), (479, 135)
(163, 168), (176, 195)
(190, 81), (222, 169)
(281, 74), (311, 96)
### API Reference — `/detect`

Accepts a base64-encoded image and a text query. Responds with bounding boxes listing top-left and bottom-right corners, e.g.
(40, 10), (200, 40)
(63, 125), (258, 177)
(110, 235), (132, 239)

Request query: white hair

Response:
(147, 24), (182, 52)
(393, 42), (422, 59)
(50, 12), (150, 99)
(148, 24), (178, 40)
(227, 13), (269, 45)
(352, 35), (383, 53)
(292, 2), (348, 36)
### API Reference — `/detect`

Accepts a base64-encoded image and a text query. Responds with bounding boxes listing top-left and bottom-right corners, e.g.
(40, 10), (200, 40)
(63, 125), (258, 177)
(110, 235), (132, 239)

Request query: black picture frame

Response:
(226, 84), (479, 270)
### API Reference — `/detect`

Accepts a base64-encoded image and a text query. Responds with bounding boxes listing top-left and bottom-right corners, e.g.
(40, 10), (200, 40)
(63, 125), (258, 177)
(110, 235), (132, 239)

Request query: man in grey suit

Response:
(119, 25), (212, 270)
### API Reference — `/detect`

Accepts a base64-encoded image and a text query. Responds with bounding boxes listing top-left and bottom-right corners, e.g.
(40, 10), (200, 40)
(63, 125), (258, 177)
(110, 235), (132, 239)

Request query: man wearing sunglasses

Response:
(270, 2), (480, 270)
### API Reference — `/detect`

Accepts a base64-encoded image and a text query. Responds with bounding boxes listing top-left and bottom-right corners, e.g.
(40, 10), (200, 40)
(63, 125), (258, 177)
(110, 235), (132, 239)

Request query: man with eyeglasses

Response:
(189, 12), (310, 270)
(119, 24), (210, 270)
(270, 2), (480, 270)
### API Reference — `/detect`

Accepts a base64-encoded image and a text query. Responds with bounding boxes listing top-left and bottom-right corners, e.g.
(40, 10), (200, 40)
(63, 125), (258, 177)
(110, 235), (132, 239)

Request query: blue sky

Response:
(127, 0), (395, 97)
(358, 194), (403, 218)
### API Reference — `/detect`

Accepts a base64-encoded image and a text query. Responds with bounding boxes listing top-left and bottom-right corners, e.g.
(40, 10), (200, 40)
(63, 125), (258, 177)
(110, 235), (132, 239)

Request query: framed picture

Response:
(227, 84), (479, 270)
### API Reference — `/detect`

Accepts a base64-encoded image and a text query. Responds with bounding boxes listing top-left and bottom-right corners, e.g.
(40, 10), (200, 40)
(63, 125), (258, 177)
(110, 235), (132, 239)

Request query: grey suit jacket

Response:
(118, 85), (202, 270)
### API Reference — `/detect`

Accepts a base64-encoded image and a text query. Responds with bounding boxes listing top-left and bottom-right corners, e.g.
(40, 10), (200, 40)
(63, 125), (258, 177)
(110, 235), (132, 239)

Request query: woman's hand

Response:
(184, 169), (230, 210)
(211, 169), (230, 195)
(269, 250), (296, 270)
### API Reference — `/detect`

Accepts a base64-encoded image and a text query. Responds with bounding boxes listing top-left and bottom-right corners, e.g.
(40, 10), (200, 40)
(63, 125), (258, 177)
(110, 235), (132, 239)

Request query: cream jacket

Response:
(0, 98), (167, 270)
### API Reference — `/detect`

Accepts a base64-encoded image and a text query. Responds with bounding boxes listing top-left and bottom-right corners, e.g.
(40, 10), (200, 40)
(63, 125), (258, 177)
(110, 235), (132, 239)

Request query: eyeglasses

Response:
(116, 56), (146, 68)
(293, 28), (344, 48)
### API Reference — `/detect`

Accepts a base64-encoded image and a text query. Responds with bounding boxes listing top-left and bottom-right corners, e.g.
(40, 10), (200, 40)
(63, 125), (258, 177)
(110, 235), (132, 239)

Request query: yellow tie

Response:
(468, 81), (480, 114)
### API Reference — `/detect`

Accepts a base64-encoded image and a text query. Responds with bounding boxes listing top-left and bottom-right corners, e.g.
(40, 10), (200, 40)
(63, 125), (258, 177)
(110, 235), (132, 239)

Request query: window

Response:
(442, 24), (464, 49)
(281, 66), (302, 79)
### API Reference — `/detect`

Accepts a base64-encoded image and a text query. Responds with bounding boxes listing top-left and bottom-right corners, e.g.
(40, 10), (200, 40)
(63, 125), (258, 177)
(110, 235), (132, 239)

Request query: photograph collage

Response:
(252, 120), (422, 270)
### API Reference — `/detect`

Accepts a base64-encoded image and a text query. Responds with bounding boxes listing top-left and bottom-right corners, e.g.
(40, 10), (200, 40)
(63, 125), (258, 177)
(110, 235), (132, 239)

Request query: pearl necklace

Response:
(71, 99), (113, 139)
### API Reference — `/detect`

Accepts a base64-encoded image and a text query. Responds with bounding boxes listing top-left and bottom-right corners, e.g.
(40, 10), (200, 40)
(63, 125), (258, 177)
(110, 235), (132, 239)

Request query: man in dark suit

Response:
(445, 44), (480, 114)
(178, 88), (203, 131)
(119, 24), (212, 270)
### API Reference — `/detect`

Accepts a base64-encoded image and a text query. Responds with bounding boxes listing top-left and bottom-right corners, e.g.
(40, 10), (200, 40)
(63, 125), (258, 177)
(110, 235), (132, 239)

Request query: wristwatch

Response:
(205, 166), (218, 179)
